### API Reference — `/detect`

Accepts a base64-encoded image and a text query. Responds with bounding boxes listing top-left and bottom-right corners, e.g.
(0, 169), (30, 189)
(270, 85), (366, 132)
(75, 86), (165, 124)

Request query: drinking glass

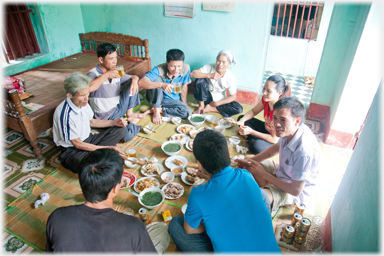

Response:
(126, 147), (137, 158)
(173, 82), (182, 94)
(116, 65), (125, 78)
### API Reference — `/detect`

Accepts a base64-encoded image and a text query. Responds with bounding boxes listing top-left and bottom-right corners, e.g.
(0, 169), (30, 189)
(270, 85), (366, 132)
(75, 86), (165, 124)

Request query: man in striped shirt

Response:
(87, 43), (149, 142)
(53, 72), (127, 173)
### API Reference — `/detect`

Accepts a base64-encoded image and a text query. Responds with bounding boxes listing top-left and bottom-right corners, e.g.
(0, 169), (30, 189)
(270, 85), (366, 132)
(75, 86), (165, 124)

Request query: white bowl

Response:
(171, 117), (182, 125)
(229, 136), (241, 145)
(189, 129), (200, 139)
(188, 114), (206, 127)
(143, 125), (154, 134)
(171, 166), (184, 176)
(161, 171), (175, 183)
(161, 141), (182, 156)
(124, 157), (138, 168)
(138, 187), (165, 209)
(215, 125), (226, 133)
(181, 204), (188, 214)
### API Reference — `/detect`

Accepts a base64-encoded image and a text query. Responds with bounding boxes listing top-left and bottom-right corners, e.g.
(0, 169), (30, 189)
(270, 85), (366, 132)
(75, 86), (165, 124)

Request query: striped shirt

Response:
(53, 98), (94, 148)
(87, 65), (131, 120)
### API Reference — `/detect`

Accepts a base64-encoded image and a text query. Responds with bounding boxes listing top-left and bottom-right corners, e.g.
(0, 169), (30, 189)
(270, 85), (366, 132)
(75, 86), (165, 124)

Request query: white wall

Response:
(265, 2), (334, 77)
(331, 2), (382, 134)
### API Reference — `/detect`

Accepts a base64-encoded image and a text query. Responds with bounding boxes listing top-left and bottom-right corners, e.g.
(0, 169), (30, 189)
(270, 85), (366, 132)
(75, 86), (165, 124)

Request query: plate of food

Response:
(198, 126), (213, 132)
(162, 182), (184, 199)
(165, 156), (188, 170)
(181, 167), (205, 186)
(177, 124), (196, 134)
(169, 133), (190, 145)
(141, 163), (163, 177)
(185, 139), (194, 151)
(120, 172), (136, 189)
(219, 117), (235, 128)
(134, 177), (160, 193)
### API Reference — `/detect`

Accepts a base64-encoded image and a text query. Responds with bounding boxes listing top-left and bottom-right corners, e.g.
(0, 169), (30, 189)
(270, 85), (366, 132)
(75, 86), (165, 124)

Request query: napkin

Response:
(236, 145), (249, 154)
(161, 117), (171, 122)
(34, 193), (50, 209)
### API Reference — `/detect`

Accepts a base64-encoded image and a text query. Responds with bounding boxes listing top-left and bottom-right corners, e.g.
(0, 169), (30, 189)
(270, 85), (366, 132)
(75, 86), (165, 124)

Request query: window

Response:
(3, 3), (41, 63)
(271, 2), (324, 40)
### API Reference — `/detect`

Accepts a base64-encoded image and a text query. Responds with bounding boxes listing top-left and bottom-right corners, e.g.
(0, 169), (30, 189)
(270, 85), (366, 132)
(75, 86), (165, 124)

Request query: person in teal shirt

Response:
(168, 129), (281, 253)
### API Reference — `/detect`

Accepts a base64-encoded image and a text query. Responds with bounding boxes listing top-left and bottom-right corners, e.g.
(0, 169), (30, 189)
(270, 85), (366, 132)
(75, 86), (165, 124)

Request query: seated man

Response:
(237, 97), (321, 215)
(46, 148), (169, 253)
(53, 72), (126, 173)
(168, 130), (280, 253)
(87, 43), (149, 142)
(138, 49), (192, 124)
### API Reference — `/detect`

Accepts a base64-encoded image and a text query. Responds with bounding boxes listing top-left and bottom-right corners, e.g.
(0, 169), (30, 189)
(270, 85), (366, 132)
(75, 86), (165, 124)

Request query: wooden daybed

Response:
(4, 32), (151, 159)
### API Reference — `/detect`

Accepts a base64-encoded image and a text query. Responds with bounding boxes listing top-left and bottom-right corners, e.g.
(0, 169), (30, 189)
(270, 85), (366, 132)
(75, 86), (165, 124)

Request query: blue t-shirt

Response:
(144, 63), (191, 100)
(185, 166), (281, 253)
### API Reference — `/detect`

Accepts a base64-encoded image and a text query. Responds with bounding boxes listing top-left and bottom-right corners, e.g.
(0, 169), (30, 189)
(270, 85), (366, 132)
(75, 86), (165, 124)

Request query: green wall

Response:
(80, 2), (272, 92)
(330, 83), (380, 252)
(3, 3), (85, 76)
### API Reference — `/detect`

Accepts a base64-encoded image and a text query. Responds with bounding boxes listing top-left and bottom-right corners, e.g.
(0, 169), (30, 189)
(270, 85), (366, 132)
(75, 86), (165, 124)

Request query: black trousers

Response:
(194, 78), (243, 117)
(58, 126), (125, 173)
(237, 115), (274, 155)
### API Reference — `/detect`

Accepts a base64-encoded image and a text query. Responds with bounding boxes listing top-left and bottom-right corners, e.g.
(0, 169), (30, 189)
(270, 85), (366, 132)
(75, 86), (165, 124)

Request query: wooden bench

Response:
(4, 31), (151, 159)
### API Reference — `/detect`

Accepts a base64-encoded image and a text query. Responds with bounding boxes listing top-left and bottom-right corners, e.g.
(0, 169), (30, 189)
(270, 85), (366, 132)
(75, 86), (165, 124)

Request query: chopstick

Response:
(225, 135), (247, 142)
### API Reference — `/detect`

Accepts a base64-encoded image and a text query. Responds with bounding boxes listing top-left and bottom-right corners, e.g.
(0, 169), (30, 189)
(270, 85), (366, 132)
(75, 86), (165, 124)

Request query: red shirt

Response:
(262, 96), (274, 134)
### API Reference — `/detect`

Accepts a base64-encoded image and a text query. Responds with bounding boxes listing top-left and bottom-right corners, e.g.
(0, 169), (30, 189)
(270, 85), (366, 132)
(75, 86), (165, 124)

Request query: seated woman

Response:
(190, 50), (243, 117)
(234, 75), (291, 154)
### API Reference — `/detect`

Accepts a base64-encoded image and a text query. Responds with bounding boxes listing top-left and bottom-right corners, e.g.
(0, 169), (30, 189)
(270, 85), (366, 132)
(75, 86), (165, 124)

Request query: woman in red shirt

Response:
(234, 75), (291, 154)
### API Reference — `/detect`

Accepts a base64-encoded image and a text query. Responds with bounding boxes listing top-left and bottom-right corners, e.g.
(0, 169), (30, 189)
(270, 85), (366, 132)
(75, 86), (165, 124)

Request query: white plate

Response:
(204, 114), (215, 123)
(185, 139), (193, 151)
(141, 163), (163, 177)
(181, 204), (188, 214)
(198, 126), (213, 132)
(176, 124), (196, 134)
(124, 157), (138, 168)
(219, 118), (235, 128)
(169, 133), (190, 145)
(181, 172), (205, 186)
(162, 182), (184, 199)
(134, 177), (160, 193)
(165, 156), (188, 170)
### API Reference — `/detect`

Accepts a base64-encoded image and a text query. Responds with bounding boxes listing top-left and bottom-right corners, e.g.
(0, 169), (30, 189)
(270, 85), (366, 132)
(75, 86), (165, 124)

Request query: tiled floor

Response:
(263, 70), (313, 108)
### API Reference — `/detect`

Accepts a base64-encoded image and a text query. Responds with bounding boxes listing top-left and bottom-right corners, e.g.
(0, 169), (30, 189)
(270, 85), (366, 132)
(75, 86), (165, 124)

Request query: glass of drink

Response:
(173, 82), (182, 94)
(210, 117), (220, 128)
(116, 65), (125, 78)
(126, 147), (137, 158)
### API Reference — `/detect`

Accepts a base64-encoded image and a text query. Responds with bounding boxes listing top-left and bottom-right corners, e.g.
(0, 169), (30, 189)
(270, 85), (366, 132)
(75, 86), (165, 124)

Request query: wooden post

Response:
(8, 89), (43, 160)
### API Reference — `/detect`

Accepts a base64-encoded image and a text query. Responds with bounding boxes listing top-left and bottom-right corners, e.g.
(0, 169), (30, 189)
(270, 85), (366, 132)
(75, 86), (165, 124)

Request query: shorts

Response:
(260, 159), (294, 212)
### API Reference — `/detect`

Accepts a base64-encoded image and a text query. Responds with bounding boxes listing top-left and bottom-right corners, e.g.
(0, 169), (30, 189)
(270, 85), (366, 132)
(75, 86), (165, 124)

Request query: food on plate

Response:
(141, 191), (163, 206)
(189, 139), (194, 150)
(142, 164), (160, 175)
(199, 127), (211, 131)
(171, 167), (183, 175)
(121, 178), (128, 188)
(164, 143), (181, 152)
(170, 134), (187, 144)
(136, 159), (147, 165)
(222, 118), (234, 126)
(163, 183), (184, 199)
(173, 159), (184, 166)
(135, 178), (159, 193)
(179, 125), (194, 134)
(185, 167), (202, 185)
(190, 116), (205, 122)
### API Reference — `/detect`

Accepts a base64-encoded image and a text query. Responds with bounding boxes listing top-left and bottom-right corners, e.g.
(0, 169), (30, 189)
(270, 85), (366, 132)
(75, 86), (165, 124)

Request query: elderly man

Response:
(53, 72), (126, 173)
(168, 130), (279, 253)
(46, 148), (169, 253)
(237, 97), (321, 215)
(87, 43), (150, 142)
(138, 49), (192, 125)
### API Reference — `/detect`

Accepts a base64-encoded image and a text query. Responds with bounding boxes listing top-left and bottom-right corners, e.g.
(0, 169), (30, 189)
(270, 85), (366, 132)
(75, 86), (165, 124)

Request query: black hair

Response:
(273, 97), (305, 123)
(97, 43), (116, 59)
(193, 130), (231, 174)
(267, 75), (291, 99)
(166, 49), (185, 62)
(79, 148), (124, 203)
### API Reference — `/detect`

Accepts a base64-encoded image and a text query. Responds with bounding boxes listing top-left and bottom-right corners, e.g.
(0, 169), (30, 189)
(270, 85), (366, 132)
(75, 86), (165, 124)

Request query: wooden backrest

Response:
(4, 89), (21, 118)
(79, 32), (149, 61)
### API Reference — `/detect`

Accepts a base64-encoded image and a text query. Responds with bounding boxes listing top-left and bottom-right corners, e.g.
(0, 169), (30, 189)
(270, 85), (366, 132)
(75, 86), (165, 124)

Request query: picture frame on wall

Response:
(164, 2), (196, 18)
(202, 3), (235, 12)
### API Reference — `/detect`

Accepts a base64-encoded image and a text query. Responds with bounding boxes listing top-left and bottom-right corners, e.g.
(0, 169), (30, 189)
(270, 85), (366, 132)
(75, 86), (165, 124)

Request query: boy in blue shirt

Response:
(138, 49), (192, 124)
(168, 129), (281, 253)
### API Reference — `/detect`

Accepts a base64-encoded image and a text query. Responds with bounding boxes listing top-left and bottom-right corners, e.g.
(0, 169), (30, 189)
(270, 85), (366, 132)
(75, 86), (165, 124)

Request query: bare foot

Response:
(152, 107), (162, 125)
(203, 104), (218, 114)
(193, 107), (204, 114)
(127, 117), (141, 124)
